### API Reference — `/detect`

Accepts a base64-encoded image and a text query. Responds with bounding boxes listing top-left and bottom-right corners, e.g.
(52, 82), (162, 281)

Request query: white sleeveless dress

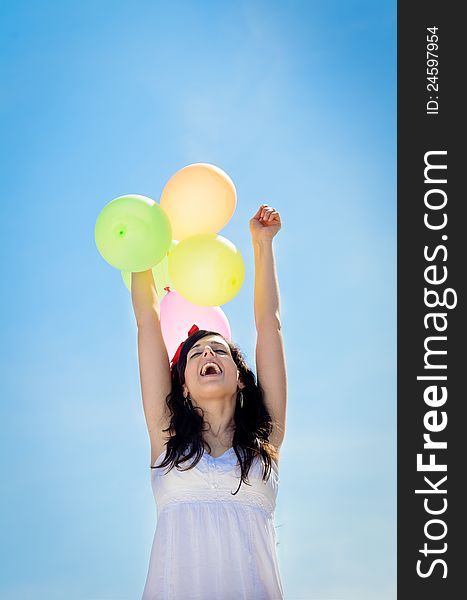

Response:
(141, 446), (284, 600)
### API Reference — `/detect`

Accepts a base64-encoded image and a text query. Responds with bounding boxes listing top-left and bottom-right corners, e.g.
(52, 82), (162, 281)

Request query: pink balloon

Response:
(160, 288), (232, 361)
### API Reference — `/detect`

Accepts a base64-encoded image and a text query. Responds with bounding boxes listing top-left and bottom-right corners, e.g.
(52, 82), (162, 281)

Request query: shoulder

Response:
(268, 441), (281, 467)
(150, 421), (171, 466)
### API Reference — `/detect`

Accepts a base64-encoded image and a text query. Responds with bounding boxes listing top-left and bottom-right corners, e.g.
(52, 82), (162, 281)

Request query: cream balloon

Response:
(160, 163), (236, 240)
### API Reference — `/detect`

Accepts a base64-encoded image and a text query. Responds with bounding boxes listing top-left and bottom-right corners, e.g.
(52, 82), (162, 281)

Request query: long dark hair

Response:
(151, 329), (279, 495)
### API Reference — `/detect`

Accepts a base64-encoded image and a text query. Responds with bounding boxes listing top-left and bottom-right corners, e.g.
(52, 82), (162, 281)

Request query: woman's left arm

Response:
(250, 204), (287, 449)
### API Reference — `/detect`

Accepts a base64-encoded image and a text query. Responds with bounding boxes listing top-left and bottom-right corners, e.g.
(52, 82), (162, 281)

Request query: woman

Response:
(132, 204), (287, 599)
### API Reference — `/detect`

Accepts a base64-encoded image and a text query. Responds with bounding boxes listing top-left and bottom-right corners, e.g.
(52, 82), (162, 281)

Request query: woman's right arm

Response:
(131, 271), (172, 454)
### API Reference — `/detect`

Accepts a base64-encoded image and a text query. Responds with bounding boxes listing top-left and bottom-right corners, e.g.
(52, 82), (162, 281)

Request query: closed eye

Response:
(190, 349), (227, 358)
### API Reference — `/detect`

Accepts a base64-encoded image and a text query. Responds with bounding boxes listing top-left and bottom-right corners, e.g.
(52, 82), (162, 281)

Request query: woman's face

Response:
(182, 335), (244, 400)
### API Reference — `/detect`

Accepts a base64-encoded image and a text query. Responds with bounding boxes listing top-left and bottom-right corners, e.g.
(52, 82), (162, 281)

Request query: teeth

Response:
(200, 362), (222, 376)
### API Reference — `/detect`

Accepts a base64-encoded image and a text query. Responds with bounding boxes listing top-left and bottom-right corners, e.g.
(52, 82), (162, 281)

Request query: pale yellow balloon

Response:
(160, 163), (236, 240)
(168, 233), (245, 306)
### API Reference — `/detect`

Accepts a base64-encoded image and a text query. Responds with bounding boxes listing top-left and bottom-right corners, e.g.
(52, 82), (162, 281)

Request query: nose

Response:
(203, 346), (216, 356)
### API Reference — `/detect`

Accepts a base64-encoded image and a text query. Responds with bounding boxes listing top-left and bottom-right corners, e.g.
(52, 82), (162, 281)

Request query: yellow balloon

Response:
(168, 234), (244, 306)
(160, 163), (236, 240)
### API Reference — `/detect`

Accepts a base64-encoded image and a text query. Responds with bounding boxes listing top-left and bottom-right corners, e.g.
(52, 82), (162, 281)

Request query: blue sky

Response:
(0, 1), (396, 598)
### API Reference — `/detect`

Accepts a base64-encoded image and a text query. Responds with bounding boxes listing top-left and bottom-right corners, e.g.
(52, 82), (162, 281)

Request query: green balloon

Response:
(121, 240), (178, 295)
(94, 194), (172, 271)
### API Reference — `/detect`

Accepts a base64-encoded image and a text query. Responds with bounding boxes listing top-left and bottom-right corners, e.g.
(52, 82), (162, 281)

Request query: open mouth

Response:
(200, 362), (223, 377)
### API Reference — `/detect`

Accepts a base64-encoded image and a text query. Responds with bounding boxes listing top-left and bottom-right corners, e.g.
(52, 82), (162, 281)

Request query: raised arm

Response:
(131, 271), (172, 463)
(250, 205), (287, 449)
